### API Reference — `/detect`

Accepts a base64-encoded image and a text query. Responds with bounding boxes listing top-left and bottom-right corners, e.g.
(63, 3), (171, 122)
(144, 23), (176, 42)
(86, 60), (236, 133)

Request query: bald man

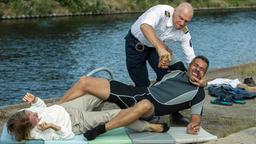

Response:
(125, 2), (196, 125)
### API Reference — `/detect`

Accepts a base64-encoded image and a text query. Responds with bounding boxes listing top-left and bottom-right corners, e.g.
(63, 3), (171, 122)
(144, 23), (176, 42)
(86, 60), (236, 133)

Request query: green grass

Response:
(1, 0), (256, 17)
(9, 0), (55, 16)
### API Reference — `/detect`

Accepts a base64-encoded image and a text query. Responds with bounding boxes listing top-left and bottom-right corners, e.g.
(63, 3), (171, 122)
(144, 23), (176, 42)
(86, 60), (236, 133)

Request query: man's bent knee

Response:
(78, 76), (94, 90)
(79, 76), (90, 84)
(135, 99), (154, 113)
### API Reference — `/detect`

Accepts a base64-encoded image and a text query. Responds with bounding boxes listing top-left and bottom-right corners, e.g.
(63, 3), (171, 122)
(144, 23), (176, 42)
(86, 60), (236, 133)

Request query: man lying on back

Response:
(60, 55), (209, 140)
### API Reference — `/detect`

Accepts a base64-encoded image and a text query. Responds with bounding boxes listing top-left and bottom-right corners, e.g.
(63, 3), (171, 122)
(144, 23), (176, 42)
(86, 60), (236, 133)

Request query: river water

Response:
(0, 11), (256, 106)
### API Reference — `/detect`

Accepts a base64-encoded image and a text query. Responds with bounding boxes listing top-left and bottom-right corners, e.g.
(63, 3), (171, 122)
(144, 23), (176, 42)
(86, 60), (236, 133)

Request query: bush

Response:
(0, 10), (3, 18)
(134, 0), (162, 10)
(57, 0), (78, 12)
(3, 0), (256, 17)
(10, 0), (54, 16)
(58, 0), (107, 13)
(0, 0), (9, 4)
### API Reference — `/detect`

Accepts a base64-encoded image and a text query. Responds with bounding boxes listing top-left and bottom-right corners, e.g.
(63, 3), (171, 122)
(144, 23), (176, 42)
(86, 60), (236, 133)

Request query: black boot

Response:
(83, 124), (106, 140)
(171, 112), (189, 126)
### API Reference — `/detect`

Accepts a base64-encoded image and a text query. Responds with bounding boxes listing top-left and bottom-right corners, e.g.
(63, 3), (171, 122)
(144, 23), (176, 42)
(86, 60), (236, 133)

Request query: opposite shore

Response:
(1, 0), (256, 20)
(1, 6), (256, 20)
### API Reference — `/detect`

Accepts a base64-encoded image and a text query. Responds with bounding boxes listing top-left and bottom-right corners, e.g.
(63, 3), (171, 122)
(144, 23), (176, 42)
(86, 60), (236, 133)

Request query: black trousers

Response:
(125, 30), (168, 87)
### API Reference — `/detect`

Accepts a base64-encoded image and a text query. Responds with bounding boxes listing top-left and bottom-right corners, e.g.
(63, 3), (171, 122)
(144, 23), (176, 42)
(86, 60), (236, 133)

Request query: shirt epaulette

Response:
(182, 26), (189, 34)
(165, 11), (170, 17)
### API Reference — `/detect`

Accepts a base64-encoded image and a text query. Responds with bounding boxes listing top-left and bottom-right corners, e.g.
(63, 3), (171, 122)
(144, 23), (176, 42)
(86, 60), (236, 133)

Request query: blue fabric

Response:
(208, 84), (256, 102)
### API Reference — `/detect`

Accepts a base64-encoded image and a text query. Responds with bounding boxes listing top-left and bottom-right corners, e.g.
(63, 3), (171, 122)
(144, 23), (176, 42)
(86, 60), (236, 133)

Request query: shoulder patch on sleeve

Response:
(182, 26), (189, 34)
(165, 11), (170, 17)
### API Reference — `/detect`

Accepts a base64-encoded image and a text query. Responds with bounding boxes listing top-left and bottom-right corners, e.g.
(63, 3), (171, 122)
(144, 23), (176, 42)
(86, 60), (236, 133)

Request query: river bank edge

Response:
(1, 6), (256, 20)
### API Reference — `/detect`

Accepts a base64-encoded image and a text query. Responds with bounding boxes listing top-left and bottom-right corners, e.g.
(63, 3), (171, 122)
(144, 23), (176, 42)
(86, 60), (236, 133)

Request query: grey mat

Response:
(126, 129), (175, 144)
(127, 127), (217, 144)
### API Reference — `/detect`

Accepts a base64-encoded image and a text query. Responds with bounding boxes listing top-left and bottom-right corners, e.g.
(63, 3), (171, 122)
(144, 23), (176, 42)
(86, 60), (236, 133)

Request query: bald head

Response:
(176, 2), (194, 17)
(172, 2), (194, 29)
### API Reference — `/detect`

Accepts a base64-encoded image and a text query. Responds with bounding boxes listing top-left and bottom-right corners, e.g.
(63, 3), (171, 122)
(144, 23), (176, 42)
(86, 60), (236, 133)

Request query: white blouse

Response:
(26, 98), (75, 140)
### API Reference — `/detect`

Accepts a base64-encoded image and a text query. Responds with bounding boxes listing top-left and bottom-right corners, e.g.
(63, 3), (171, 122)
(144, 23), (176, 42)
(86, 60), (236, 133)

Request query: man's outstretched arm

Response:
(141, 23), (171, 68)
(187, 114), (201, 135)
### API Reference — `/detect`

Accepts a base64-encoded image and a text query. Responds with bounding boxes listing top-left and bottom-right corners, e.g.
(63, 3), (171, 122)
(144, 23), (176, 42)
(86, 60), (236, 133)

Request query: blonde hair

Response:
(7, 110), (34, 141)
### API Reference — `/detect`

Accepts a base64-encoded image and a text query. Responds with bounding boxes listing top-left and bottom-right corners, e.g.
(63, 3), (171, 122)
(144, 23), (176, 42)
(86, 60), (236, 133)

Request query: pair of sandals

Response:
(210, 97), (246, 106)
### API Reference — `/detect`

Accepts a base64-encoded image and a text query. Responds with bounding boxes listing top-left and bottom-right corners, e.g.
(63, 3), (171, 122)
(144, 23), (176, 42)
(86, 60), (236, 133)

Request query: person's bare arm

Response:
(140, 23), (171, 68)
(187, 114), (201, 135)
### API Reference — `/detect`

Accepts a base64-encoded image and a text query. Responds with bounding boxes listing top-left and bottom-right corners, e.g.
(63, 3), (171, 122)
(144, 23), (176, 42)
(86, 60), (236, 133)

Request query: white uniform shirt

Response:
(27, 98), (75, 140)
(131, 5), (195, 64)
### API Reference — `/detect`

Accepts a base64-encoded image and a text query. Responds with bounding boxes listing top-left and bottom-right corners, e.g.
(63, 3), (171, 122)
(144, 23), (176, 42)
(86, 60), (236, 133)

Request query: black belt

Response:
(128, 30), (139, 42)
(128, 30), (154, 52)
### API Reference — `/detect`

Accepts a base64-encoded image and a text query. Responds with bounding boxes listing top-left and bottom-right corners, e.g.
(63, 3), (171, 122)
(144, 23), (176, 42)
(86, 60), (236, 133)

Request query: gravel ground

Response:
(204, 127), (256, 144)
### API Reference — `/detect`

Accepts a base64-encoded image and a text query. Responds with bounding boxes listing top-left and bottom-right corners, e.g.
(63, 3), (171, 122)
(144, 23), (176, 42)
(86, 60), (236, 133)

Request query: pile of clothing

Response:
(207, 77), (256, 106)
